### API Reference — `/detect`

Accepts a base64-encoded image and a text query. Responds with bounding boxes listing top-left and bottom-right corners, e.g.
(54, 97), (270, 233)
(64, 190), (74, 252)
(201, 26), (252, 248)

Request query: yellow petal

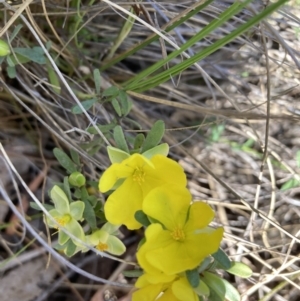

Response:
(132, 283), (164, 301)
(104, 178), (143, 230)
(137, 224), (171, 275)
(144, 226), (223, 275)
(135, 274), (151, 288)
(99, 162), (131, 192)
(143, 185), (191, 230)
(172, 277), (198, 301)
(185, 201), (215, 232)
(151, 155), (187, 187)
(188, 227), (224, 260)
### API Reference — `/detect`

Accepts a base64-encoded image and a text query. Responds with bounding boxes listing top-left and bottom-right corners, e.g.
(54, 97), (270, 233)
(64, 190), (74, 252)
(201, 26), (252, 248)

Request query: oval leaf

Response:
(118, 90), (132, 116)
(93, 69), (101, 95)
(186, 268), (200, 288)
(81, 198), (97, 230)
(103, 86), (119, 97)
(14, 47), (46, 64)
(142, 143), (169, 159)
(202, 272), (240, 301)
(113, 126), (129, 153)
(53, 148), (78, 174)
(141, 120), (165, 153)
(193, 280), (210, 297)
(212, 248), (231, 270)
(71, 98), (97, 114)
(107, 146), (130, 163)
(134, 210), (151, 227)
(226, 262), (252, 278)
(112, 98), (122, 116)
(133, 133), (145, 150)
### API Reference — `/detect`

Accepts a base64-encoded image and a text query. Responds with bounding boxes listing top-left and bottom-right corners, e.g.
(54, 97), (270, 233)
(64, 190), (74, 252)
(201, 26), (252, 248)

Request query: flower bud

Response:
(69, 172), (86, 187)
(0, 39), (10, 57)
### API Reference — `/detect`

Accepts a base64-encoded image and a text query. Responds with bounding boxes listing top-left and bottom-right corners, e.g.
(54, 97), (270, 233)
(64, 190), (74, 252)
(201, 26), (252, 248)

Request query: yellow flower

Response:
(132, 274), (199, 301)
(137, 185), (224, 275)
(99, 154), (187, 230)
(46, 186), (85, 246)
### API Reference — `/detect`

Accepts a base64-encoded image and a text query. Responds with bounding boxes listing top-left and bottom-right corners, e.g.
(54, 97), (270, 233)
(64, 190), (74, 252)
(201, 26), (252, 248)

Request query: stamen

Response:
(96, 242), (108, 251)
(132, 167), (146, 185)
(170, 228), (185, 241)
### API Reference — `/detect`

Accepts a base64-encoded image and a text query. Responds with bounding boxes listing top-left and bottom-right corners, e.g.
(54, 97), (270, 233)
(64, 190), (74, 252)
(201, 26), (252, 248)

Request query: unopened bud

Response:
(69, 172), (86, 187)
(0, 39), (10, 57)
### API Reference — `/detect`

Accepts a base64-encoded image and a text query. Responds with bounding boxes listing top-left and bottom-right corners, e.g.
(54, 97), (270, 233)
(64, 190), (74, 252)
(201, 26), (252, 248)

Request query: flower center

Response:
(132, 167), (145, 185)
(55, 214), (71, 227)
(170, 227), (185, 241)
(96, 242), (108, 252)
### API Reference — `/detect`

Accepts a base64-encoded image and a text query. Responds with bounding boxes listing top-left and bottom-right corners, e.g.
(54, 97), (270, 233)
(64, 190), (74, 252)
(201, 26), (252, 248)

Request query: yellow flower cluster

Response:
(99, 151), (224, 301)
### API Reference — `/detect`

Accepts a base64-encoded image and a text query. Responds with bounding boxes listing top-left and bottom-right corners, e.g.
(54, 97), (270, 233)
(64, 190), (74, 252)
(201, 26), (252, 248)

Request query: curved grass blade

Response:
(100, 0), (214, 71)
(125, 0), (289, 92)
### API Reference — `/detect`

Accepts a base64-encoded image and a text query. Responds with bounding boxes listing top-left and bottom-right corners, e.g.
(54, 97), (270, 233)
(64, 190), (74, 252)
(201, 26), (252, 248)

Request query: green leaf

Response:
(186, 268), (200, 288)
(70, 149), (80, 166)
(30, 202), (53, 211)
(226, 262), (252, 278)
(63, 176), (72, 201)
(8, 53), (31, 65)
(202, 272), (240, 301)
(207, 287), (223, 301)
(113, 126), (129, 153)
(133, 133), (145, 150)
(103, 86), (119, 97)
(14, 47), (46, 64)
(193, 280), (210, 298)
(212, 248), (231, 270)
(93, 69), (101, 95)
(122, 269), (143, 278)
(87, 195), (97, 206)
(87, 121), (117, 134)
(0, 39), (10, 57)
(53, 148), (78, 174)
(45, 40), (52, 51)
(134, 210), (151, 227)
(81, 198), (97, 230)
(119, 90), (132, 116)
(142, 143), (169, 159)
(211, 124), (225, 142)
(63, 239), (77, 257)
(47, 60), (61, 94)
(296, 151), (300, 168)
(6, 55), (15, 67)
(9, 24), (23, 43)
(7, 66), (16, 78)
(123, 117), (142, 130)
(281, 178), (300, 191)
(107, 146), (130, 163)
(111, 98), (122, 116)
(73, 188), (82, 199)
(198, 256), (213, 273)
(141, 120), (165, 153)
(71, 98), (97, 114)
